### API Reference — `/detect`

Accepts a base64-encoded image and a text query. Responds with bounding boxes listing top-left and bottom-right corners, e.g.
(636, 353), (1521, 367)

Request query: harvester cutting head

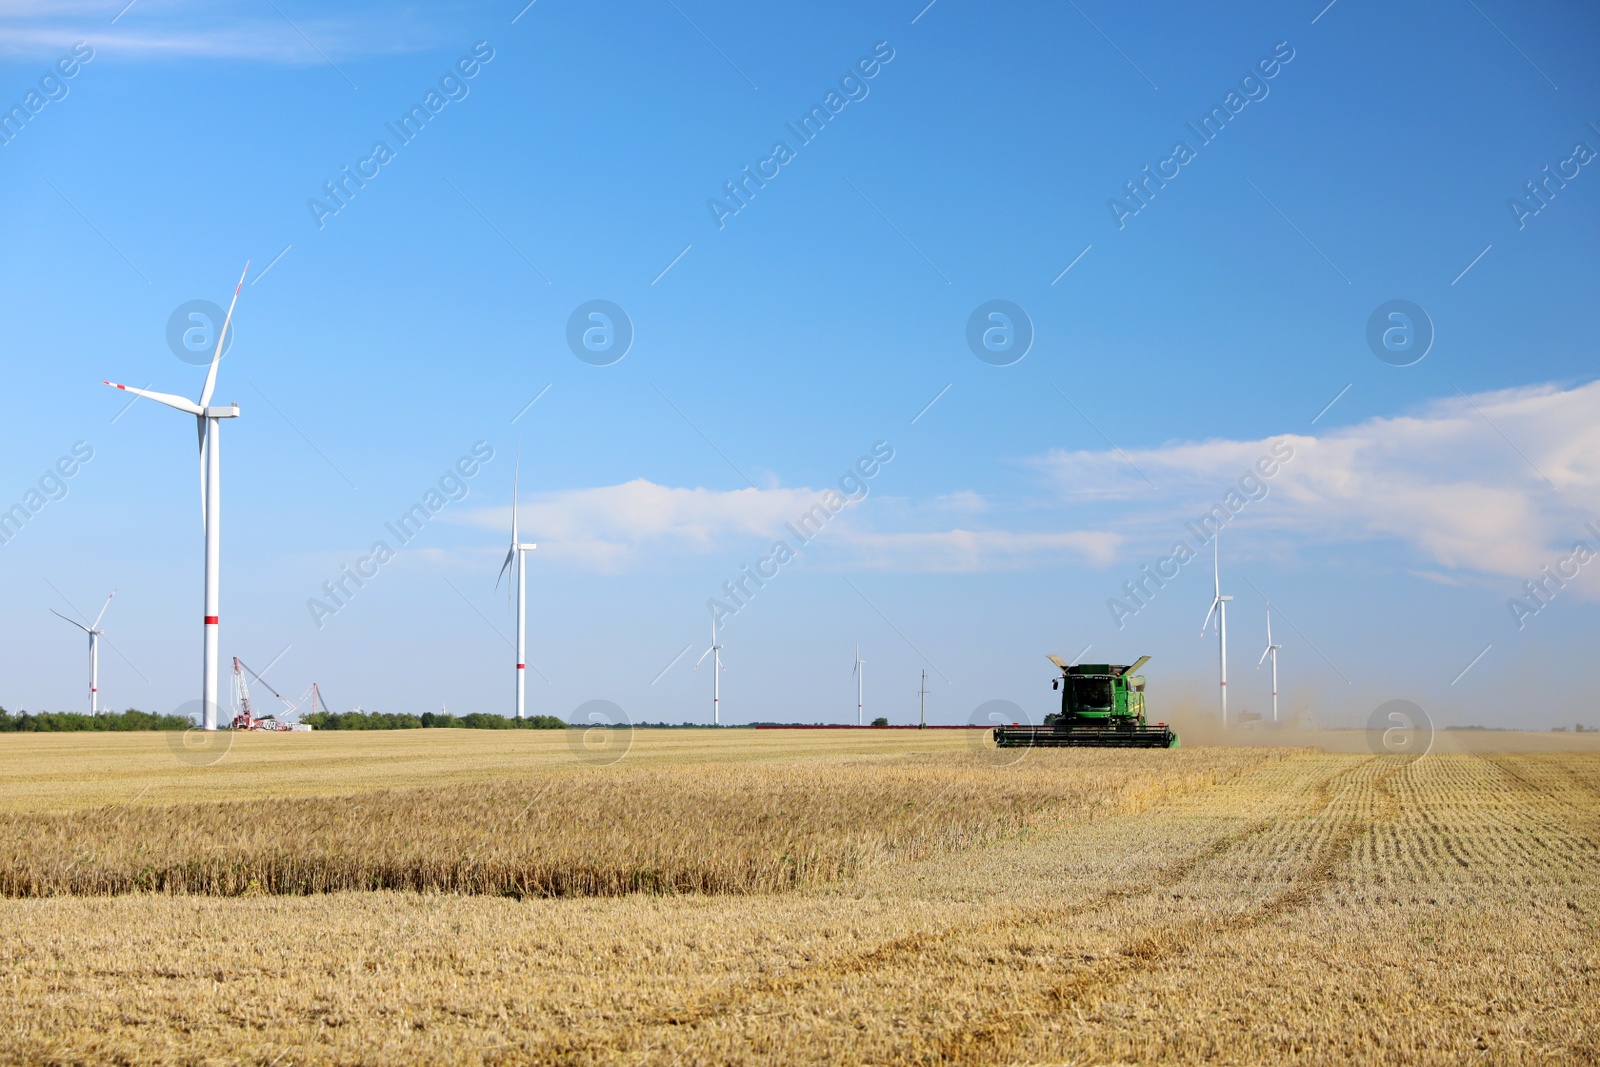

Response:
(993, 655), (1178, 748)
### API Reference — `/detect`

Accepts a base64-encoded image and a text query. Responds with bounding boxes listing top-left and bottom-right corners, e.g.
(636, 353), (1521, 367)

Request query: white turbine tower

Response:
(1257, 602), (1282, 723)
(52, 592), (114, 714)
(694, 609), (724, 725)
(1200, 533), (1233, 729)
(495, 452), (537, 720)
(104, 263), (247, 731)
(853, 640), (865, 725)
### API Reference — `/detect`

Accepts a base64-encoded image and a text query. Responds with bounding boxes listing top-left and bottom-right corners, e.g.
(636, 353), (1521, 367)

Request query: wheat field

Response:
(0, 729), (1595, 1065)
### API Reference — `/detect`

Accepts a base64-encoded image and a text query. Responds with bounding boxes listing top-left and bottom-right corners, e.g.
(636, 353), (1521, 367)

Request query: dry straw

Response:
(0, 750), (1271, 898)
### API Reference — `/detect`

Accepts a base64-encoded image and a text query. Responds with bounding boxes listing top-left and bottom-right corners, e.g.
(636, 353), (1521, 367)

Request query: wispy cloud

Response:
(457, 480), (822, 572)
(453, 479), (1119, 574)
(838, 529), (1122, 571)
(1034, 379), (1600, 583)
(451, 382), (1600, 584)
(0, 0), (436, 61)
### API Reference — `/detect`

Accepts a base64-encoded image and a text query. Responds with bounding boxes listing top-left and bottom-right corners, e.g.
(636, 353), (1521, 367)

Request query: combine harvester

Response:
(993, 655), (1178, 749)
(227, 657), (314, 731)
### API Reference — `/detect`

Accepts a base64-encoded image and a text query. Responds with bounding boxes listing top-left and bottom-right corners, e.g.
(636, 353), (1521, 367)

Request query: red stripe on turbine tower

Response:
(205, 616), (219, 624)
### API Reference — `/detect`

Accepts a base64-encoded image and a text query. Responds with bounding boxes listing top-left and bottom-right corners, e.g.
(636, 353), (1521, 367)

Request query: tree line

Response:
(0, 708), (567, 732)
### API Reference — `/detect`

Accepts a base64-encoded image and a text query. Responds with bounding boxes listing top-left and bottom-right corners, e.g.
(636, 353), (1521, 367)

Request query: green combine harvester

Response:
(992, 655), (1179, 748)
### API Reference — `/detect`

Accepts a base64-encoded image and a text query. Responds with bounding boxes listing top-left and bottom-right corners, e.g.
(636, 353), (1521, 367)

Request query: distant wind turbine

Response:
(495, 450), (537, 720)
(853, 640), (865, 725)
(1257, 601), (1282, 722)
(52, 591), (114, 714)
(1200, 533), (1233, 729)
(694, 608), (724, 724)
(104, 263), (247, 730)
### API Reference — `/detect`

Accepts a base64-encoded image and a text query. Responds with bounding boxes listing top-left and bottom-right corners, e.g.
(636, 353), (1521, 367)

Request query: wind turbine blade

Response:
(91, 591), (115, 630)
(511, 446), (520, 546)
(51, 609), (91, 633)
(694, 646), (713, 668)
(1257, 646), (1271, 669)
(495, 545), (515, 591)
(1200, 597), (1219, 636)
(198, 262), (248, 409)
(103, 381), (203, 415)
(198, 424), (209, 531)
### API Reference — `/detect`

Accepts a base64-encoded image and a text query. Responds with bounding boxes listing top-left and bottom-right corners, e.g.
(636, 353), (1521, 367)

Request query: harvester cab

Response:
(994, 655), (1178, 748)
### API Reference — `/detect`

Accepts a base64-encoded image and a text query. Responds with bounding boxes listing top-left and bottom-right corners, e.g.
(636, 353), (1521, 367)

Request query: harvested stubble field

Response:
(0, 729), (1595, 1065)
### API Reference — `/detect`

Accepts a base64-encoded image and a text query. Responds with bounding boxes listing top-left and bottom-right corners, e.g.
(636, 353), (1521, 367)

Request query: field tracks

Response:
(929, 756), (1407, 1065)
(0, 741), (1595, 1066)
(559, 755), (1391, 1065)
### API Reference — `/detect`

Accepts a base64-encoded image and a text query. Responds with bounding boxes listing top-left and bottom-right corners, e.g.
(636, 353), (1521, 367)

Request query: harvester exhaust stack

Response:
(993, 655), (1178, 749)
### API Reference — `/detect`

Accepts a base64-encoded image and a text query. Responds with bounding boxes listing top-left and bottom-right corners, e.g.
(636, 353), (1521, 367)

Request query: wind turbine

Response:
(495, 450), (537, 720)
(104, 263), (247, 731)
(1200, 533), (1233, 729)
(52, 592), (114, 714)
(853, 640), (865, 725)
(1257, 602), (1282, 723)
(694, 608), (724, 724)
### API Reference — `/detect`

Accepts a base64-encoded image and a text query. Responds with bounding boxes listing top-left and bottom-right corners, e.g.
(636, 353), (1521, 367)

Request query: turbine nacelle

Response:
(1200, 593), (1233, 636)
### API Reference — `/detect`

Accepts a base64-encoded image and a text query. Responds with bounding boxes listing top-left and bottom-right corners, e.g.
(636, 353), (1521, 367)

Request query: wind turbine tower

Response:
(104, 264), (247, 730)
(1257, 602), (1282, 722)
(1200, 534), (1234, 729)
(52, 592), (114, 714)
(695, 609), (724, 724)
(496, 452), (537, 720)
(853, 641), (865, 725)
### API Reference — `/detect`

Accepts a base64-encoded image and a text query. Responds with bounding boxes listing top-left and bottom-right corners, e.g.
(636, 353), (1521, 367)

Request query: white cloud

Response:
(456, 479), (1119, 574)
(1035, 380), (1600, 583)
(460, 479), (821, 573)
(837, 529), (1122, 571)
(452, 382), (1600, 584)
(0, 1), (431, 62)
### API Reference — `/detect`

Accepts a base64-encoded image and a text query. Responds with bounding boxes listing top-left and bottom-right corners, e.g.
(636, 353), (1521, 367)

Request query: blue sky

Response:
(1, 0), (1596, 730)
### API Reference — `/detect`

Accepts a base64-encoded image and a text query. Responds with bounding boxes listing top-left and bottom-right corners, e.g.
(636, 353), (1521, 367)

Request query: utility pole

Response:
(918, 669), (928, 729)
